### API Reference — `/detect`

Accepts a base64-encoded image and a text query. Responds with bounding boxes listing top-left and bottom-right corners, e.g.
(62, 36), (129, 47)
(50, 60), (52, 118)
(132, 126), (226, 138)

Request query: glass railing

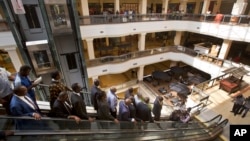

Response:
(79, 13), (250, 26)
(0, 114), (227, 141)
(86, 45), (231, 68)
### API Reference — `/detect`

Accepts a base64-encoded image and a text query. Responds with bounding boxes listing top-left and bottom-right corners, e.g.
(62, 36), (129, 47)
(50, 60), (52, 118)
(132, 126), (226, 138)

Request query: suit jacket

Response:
(10, 95), (45, 130)
(90, 85), (101, 110)
(152, 98), (162, 120)
(118, 100), (132, 121)
(124, 90), (133, 100)
(70, 92), (88, 119)
(136, 102), (153, 122)
(50, 99), (71, 118)
(97, 100), (114, 121)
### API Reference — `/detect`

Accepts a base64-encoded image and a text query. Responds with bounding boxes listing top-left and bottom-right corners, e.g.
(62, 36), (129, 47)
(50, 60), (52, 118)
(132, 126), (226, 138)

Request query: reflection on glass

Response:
(33, 50), (51, 69)
(50, 5), (67, 27)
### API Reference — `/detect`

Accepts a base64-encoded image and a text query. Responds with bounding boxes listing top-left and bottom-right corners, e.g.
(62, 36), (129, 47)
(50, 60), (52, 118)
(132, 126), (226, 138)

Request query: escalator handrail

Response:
(202, 114), (222, 123)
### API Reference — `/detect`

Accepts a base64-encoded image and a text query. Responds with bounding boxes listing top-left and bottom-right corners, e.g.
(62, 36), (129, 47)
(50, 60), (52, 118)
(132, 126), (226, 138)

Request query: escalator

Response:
(0, 114), (227, 141)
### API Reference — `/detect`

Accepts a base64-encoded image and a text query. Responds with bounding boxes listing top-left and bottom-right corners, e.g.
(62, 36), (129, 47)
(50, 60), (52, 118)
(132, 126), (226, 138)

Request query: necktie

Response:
(24, 96), (39, 110)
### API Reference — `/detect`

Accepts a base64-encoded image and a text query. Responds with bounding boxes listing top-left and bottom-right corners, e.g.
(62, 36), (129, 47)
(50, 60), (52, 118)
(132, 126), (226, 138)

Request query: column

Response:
(218, 39), (232, 60)
(162, 0), (169, 14)
(230, 0), (248, 24)
(139, 0), (147, 14)
(105, 37), (109, 46)
(137, 66), (144, 81)
(80, 0), (90, 24)
(80, 0), (89, 16)
(152, 2), (156, 13)
(138, 33), (146, 51)
(121, 36), (126, 42)
(170, 61), (178, 67)
(179, 0), (188, 13)
(86, 38), (95, 59)
(194, 0), (202, 14)
(212, 0), (222, 14)
(201, 0), (211, 14)
(4, 46), (22, 72)
(114, 0), (120, 13)
(174, 31), (182, 45)
(100, 0), (104, 13)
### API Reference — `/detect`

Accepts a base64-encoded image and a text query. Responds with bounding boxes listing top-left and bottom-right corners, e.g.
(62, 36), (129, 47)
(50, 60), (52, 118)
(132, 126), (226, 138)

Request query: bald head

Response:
(110, 87), (117, 93)
(125, 98), (132, 105)
(14, 85), (27, 96)
(58, 91), (68, 102)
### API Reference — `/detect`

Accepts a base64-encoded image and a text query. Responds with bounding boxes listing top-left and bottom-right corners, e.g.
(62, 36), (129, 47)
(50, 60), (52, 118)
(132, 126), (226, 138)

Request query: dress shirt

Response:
(107, 90), (118, 112)
(17, 95), (37, 110)
(0, 77), (13, 98)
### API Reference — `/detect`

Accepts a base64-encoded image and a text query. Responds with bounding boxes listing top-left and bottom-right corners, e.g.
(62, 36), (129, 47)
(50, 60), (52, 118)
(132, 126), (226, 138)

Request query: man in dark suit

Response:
(124, 87), (134, 100)
(50, 91), (81, 129)
(136, 100), (153, 122)
(10, 85), (46, 130)
(90, 79), (101, 111)
(152, 96), (163, 121)
(69, 83), (94, 129)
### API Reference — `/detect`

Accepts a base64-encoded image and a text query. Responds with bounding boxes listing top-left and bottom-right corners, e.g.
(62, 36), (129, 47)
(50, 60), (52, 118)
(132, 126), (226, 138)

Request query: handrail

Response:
(203, 114), (223, 124)
(79, 13), (250, 26)
(2, 114), (227, 141)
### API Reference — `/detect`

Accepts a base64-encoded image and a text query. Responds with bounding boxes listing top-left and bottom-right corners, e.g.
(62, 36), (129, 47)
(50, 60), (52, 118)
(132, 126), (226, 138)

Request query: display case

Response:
(26, 40), (56, 75)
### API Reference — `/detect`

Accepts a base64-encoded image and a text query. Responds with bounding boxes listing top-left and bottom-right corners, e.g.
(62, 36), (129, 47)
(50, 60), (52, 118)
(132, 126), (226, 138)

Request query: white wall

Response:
(80, 21), (250, 42)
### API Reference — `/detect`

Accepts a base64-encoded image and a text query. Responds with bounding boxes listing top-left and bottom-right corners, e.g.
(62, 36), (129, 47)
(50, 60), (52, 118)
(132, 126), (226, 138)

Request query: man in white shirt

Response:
(0, 77), (13, 115)
(107, 87), (118, 118)
(0, 67), (15, 88)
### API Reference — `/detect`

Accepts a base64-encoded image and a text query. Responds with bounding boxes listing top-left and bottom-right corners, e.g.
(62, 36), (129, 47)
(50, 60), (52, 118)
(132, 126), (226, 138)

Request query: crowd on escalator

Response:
(1, 64), (194, 139)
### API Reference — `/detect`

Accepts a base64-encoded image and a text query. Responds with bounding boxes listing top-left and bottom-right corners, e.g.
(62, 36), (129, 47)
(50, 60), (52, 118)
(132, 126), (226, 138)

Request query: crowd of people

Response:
(90, 79), (164, 129)
(0, 64), (194, 138)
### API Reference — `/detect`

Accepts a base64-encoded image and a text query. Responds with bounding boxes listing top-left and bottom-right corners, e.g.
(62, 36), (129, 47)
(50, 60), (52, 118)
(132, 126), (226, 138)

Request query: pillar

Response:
(105, 37), (109, 46)
(179, 0), (188, 13)
(162, 0), (169, 13)
(4, 46), (22, 72)
(80, 0), (89, 16)
(170, 61), (178, 67)
(139, 0), (147, 14)
(212, 0), (222, 14)
(201, 0), (211, 14)
(194, 0), (202, 14)
(100, 0), (104, 12)
(114, 0), (120, 13)
(230, 0), (248, 24)
(137, 66), (144, 81)
(86, 38), (95, 59)
(121, 36), (126, 42)
(218, 39), (232, 60)
(174, 31), (182, 45)
(138, 33), (146, 51)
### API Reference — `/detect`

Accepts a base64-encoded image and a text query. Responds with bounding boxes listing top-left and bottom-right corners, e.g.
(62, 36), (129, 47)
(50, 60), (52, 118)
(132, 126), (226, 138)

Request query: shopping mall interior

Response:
(0, 0), (250, 140)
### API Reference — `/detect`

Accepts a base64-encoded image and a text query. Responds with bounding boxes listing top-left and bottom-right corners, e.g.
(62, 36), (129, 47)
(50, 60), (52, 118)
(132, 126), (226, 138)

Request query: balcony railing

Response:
(86, 45), (227, 68)
(79, 13), (250, 26)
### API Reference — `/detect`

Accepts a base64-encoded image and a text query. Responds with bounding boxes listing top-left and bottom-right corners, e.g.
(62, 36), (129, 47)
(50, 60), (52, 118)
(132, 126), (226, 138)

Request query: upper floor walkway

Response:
(79, 13), (250, 42)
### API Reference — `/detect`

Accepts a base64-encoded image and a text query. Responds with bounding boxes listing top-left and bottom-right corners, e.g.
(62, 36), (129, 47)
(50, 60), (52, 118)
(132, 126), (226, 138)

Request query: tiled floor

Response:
(86, 37), (250, 140)
(193, 75), (250, 140)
